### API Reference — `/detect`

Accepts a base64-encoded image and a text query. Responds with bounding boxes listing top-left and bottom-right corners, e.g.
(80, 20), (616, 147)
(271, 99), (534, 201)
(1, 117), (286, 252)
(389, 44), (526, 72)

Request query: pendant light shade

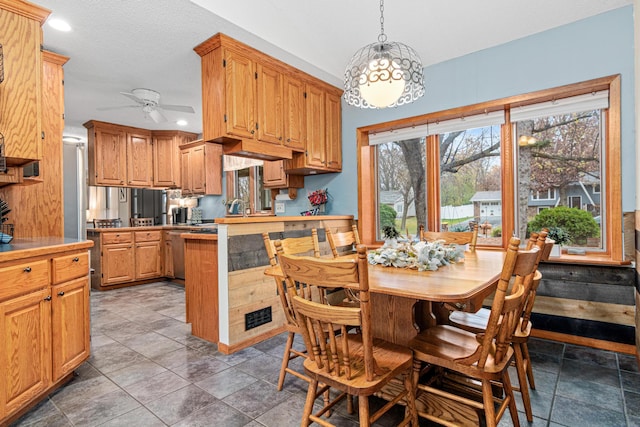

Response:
(344, 0), (425, 109)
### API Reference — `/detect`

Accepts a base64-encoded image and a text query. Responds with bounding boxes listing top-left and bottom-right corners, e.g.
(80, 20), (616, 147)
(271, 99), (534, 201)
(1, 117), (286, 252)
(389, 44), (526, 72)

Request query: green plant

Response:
(545, 226), (571, 246)
(528, 206), (599, 244)
(382, 225), (400, 240)
(379, 204), (397, 230)
(449, 224), (468, 232)
(491, 226), (502, 237)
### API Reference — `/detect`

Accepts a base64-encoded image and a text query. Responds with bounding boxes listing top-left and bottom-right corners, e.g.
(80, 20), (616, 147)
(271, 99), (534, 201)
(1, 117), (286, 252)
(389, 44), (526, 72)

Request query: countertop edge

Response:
(181, 233), (218, 240)
(214, 215), (354, 224)
(0, 239), (94, 263)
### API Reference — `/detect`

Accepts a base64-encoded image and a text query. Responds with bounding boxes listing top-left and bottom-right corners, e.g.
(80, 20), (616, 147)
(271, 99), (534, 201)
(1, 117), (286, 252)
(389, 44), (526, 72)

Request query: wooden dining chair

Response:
(326, 224), (361, 258)
(448, 231), (552, 422)
(419, 223), (479, 251)
(130, 217), (154, 227)
(93, 218), (120, 228)
(409, 237), (539, 427)
(261, 230), (321, 391)
(279, 246), (418, 427)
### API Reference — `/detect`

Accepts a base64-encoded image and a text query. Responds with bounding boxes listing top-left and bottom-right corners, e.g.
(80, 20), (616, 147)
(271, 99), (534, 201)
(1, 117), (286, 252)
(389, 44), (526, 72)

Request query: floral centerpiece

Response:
(368, 239), (465, 272)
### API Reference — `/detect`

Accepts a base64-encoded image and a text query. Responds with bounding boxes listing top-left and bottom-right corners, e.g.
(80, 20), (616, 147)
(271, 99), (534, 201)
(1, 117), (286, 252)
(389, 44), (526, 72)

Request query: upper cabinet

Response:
(180, 140), (222, 196)
(85, 120), (199, 189)
(152, 130), (198, 188)
(194, 33), (341, 174)
(0, 1), (50, 166)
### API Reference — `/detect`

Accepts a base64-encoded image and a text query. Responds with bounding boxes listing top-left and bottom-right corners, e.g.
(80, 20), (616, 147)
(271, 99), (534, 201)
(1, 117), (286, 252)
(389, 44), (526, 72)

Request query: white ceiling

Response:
(35, 0), (632, 140)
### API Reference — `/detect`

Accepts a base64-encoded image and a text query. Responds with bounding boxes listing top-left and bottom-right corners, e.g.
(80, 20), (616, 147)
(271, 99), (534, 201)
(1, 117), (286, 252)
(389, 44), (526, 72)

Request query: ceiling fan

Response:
(97, 88), (195, 123)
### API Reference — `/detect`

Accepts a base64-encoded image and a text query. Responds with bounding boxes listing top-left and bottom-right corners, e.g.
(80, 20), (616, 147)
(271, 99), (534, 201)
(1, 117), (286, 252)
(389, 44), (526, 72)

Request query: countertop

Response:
(214, 215), (354, 224)
(0, 238), (94, 263)
(87, 225), (217, 233)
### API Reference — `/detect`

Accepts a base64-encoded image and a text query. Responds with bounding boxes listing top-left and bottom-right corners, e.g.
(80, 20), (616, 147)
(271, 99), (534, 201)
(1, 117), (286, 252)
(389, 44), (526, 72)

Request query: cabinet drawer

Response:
(52, 252), (89, 285)
(0, 260), (50, 301)
(135, 230), (162, 242)
(102, 232), (133, 245)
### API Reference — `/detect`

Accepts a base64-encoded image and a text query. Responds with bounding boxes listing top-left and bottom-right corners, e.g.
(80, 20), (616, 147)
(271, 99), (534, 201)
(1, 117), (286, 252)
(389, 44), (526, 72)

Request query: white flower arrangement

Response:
(367, 239), (465, 271)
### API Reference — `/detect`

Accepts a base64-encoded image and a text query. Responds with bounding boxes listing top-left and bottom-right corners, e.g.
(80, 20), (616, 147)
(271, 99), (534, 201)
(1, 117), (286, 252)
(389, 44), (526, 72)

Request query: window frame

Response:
(357, 75), (623, 263)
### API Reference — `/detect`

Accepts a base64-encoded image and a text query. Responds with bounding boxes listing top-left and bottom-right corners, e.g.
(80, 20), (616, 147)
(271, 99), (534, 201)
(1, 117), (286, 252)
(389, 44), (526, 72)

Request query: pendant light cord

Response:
(378, 0), (387, 43)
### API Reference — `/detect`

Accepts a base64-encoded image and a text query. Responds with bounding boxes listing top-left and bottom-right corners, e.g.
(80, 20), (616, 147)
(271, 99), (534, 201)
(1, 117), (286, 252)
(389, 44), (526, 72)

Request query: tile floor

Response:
(10, 282), (640, 427)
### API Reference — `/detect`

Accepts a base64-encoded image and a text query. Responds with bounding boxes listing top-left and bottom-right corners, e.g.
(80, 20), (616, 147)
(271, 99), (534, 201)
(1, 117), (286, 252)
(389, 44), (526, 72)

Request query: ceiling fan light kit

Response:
(344, 0), (424, 109)
(97, 88), (195, 124)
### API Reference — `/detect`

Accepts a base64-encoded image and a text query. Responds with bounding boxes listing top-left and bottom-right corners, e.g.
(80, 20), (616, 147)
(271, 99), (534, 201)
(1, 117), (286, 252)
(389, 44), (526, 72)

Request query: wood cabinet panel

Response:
(180, 148), (192, 196)
(102, 243), (135, 285)
(164, 239), (174, 278)
(0, 288), (51, 419)
(126, 131), (153, 187)
(88, 123), (127, 186)
(305, 83), (326, 169)
(283, 75), (306, 151)
(257, 63), (283, 145)
(0, 3), (48, 165)
(180, 141), (222, 196)
(190, 144), (206, 194)
(101, 231), (133, 245)
(224, 49), (255, 139)
(263, 160), (304, 189)
(152, 133), (178, 187)
(134, 230), (161, 243)
(325, 91), (342, 170)
(135, 241), (162, 280)
(51, 252), (89, 285)
(51, 277), (90, 382)
(0, 260), (49, 301)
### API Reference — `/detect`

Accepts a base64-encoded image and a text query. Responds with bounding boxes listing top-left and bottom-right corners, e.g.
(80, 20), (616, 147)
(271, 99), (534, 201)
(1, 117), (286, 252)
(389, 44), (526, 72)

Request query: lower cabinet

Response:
(164, 232), (174, 278)
(103, 243), (135, 285)
(135, 240), (162, 279)
(0, 247), (91, 424)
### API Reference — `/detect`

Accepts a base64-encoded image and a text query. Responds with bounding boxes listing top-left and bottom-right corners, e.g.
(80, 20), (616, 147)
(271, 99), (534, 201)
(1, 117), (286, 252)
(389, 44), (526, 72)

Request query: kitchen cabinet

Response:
(152, 130), (198, 188)
(134, 230), (162, 280)
(0, 2), (49, 166)
(263, 160), (304, 189)
(195, 33), (341, 166)
(285, 84), (342, 175)
(0, 243), (91, 424)
(180, 140), (222, 196)
(100, 231), (135, 286)
(163, 231), (174, 278)
(85, 121), (128, 186)
(126, 130), (153, 187)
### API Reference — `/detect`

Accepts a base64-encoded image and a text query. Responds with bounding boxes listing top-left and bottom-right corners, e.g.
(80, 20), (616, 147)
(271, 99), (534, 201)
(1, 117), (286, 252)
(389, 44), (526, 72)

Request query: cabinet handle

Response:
(24, 267), (32, 273)
(44, 296), (52, 301)
(278, 137), (282, 141)
(250, 130), (255, 134)
(58, 291), (65, 296)
(73, 257), (79, 262)
(287, 138), (291, 143)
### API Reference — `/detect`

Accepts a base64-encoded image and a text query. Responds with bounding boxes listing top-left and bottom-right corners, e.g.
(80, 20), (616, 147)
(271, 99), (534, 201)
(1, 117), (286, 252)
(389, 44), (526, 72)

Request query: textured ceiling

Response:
(34, 0), (632, 139)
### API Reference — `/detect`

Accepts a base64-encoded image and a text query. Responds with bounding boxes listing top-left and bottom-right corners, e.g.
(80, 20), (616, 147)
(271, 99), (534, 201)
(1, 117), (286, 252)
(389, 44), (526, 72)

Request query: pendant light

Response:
(344, 0), (425, 109)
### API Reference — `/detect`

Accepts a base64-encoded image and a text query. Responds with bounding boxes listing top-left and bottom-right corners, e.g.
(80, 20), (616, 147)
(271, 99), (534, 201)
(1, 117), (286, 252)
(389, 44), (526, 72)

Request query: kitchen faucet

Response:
(229, 199), (248, 217)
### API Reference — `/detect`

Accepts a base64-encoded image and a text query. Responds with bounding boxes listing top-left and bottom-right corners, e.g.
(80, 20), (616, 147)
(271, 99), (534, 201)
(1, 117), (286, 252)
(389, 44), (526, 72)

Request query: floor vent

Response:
(245, 307), (272, 330)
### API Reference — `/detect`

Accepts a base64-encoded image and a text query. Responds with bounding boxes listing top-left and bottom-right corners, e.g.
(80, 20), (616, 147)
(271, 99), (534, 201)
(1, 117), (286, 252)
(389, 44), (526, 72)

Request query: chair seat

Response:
(449, 309), (533, 339)
(303, 334), (414, 396)
(409, 325), (513, 376)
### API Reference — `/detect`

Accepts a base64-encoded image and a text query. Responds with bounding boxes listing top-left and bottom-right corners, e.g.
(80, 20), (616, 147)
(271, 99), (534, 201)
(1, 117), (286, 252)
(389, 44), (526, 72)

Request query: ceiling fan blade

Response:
(148, 108), (167, 123)
(120, 92), (143, 104)
(96, 105), (139, 111)
(158, 104), (195, 113)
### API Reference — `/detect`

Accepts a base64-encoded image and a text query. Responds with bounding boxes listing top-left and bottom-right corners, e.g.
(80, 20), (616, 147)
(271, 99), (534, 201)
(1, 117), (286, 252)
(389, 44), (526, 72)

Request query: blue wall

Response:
(200, 6), (635, 219)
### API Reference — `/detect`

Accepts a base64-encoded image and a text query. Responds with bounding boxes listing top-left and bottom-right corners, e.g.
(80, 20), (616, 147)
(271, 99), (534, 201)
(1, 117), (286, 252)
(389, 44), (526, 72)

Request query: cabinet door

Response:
(0, 289), (51, 419)
(283, 75), (306, 151)
(0, 8), (43, 162)
(127, 132), (153, 187)
(263, 160), (287, 188)
(153, 134), (179, 187)
(325, 92), (342, 171)
(135, 241), (162, 280)
(102, 243), (135, 285)
(164, 240), (174, 278)
(51, 277), (90, 382)
(180, 148), (191, 195)
(224, 49), (256, 139)
(94, 126), (127, 186)
(190, 145), (206, 194)
(256, 63), (283, 145)
(305, 84), (327, 168)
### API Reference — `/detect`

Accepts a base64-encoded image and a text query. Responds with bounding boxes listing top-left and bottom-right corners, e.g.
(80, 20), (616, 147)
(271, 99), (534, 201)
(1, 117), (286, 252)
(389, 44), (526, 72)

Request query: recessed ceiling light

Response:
(48, 18), (71, 32)
(176, 120), (188, 126)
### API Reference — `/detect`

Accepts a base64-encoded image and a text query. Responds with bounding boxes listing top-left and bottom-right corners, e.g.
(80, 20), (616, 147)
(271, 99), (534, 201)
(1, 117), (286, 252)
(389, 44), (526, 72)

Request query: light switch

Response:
(275, 201), (285, 213)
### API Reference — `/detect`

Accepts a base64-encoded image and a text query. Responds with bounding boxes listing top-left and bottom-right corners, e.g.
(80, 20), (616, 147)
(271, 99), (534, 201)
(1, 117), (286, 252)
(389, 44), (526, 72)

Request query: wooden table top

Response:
(265, 249), (506, 305)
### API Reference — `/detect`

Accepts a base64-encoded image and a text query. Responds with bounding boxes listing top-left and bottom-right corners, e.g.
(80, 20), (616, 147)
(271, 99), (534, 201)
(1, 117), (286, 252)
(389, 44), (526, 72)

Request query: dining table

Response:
(264, 248), (507, 346)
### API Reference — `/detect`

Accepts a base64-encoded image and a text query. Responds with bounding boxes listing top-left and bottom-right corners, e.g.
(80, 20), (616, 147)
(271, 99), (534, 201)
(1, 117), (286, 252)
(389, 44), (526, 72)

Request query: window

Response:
(358, 75), (622, 261)
(225, 155), (271, 214)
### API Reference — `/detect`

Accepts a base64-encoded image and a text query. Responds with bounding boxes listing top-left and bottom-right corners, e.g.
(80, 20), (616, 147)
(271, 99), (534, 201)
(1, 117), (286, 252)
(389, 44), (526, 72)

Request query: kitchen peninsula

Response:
(182, 215), (354, 354)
